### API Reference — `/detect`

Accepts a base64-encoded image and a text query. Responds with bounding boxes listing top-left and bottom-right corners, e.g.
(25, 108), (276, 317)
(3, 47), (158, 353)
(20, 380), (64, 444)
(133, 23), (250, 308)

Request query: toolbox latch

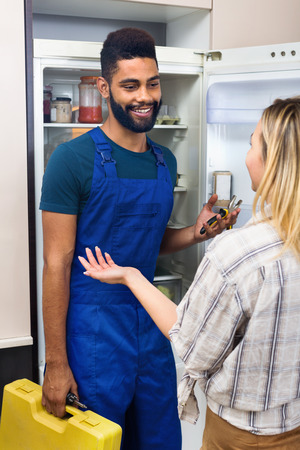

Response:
(82, 416), (102, 427)
(18, 382), (35, 394)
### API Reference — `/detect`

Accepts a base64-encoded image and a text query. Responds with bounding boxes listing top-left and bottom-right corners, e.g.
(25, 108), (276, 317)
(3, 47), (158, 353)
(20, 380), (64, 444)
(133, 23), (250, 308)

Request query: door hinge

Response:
(194, 51), (222, 61)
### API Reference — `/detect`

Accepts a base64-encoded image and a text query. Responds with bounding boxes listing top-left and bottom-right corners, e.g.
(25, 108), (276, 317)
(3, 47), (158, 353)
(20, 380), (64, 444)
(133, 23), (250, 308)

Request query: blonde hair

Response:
(253, 97), (300, 259)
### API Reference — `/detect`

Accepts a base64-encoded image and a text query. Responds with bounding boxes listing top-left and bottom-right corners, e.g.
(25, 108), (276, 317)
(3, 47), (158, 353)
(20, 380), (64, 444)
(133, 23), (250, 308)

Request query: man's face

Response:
(108, 57), (162, 133)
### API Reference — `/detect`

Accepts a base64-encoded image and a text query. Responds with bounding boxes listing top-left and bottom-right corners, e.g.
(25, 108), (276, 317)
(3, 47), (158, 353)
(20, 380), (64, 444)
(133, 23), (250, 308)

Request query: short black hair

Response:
(101, 27), (158, 84)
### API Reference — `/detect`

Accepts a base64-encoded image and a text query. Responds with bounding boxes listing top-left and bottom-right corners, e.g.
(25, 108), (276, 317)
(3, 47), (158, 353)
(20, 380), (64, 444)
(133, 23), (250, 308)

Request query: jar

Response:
(78, 76), (102, 123)
(51, 97), (72, 123)
(43, 85), (52, 123)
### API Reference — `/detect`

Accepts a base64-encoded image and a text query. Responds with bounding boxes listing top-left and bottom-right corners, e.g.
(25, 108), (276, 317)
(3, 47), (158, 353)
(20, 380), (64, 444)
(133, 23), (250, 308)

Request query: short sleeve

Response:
(39, 143), (83, 215)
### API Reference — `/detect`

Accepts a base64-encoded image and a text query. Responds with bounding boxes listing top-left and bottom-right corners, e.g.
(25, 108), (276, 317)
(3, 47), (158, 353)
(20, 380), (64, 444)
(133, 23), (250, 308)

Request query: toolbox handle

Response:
(32, 403), (102, 433)
(65, 404), (83, 418)
(35, 404), (85, 433)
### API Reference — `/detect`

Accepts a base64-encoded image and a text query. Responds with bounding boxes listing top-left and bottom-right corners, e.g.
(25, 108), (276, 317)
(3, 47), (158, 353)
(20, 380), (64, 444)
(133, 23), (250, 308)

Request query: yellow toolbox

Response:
(0, 379), (122, 450)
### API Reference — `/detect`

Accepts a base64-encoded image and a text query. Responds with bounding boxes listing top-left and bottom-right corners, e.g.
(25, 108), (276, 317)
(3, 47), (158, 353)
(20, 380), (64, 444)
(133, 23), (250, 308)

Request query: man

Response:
(41, 28), (238, 449)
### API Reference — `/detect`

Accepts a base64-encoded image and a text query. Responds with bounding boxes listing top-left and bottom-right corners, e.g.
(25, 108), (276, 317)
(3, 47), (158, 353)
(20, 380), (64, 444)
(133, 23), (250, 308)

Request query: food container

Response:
(50, 97), (72, 123)
(78, 76), (102, 123)
(213, 170), (232, 206)
(43, 85), (53, 123)
(153, 268), (182, 305)
(156, 105), (180, 125)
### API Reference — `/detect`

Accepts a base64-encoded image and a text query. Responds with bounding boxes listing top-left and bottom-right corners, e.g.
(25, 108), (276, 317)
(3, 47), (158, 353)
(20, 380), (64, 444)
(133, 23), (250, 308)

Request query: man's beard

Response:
(109, 88), (162, 133)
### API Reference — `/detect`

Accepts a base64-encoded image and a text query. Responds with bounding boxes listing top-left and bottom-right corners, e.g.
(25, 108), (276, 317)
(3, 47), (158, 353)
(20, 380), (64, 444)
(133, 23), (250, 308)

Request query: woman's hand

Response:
(78, 247), (131, 284)
(79, 247), (177, 339)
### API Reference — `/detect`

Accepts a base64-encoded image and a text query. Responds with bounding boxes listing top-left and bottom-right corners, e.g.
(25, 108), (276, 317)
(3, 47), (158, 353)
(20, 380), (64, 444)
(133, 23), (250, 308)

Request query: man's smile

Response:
(130, 105), (154, 118)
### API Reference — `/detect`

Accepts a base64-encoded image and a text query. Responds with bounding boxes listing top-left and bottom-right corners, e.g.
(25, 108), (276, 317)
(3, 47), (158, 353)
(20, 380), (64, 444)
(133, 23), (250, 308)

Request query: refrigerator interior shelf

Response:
(154, 124), (187, 129)
(43, 123), (188, 129)
(174, 186), (187, 192)
(44, 123), (99, 128)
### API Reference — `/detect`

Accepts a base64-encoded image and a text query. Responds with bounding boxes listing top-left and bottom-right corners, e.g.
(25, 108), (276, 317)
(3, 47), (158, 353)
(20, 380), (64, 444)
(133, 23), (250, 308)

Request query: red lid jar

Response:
(78, 76), (102, 124)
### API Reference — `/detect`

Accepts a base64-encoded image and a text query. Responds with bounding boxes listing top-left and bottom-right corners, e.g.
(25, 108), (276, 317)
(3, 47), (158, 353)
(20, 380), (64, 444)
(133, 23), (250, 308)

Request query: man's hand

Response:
(194, 194), (240, 241)
(159, 194), (241, 254)
(42, 362), (78, 418)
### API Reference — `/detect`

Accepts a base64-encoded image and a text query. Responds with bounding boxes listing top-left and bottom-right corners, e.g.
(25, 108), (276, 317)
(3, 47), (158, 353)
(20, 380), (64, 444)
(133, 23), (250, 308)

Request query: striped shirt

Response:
(170, 208), (300, 435)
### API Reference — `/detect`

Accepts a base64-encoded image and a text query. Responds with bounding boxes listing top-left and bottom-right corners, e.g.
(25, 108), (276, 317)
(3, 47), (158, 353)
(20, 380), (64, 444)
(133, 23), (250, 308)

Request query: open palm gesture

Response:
(78, 247), (129, 285)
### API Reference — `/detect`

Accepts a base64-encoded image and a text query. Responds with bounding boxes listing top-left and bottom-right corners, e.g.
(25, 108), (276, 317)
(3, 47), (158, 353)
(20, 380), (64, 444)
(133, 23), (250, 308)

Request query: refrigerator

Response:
(33, 38), (300, 449)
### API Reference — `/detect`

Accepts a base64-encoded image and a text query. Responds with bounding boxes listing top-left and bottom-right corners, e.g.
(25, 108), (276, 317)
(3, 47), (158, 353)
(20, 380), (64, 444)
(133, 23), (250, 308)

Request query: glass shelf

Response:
(43, 123), (188, 129)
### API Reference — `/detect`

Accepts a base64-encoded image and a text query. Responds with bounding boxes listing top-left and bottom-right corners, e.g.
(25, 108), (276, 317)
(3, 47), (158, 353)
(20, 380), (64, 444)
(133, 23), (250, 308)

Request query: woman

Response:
(79, 97), (300, 449)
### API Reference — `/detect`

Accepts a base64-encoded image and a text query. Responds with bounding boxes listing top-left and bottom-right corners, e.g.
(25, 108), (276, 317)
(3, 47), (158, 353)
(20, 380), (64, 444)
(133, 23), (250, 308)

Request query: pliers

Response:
(200, 195), (242, 235)
(66, 392), (87, 409)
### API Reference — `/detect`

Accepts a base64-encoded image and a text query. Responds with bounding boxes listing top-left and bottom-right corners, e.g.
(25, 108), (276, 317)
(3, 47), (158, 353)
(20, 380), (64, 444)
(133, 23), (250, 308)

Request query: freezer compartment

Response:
(206, 77), (300, 124)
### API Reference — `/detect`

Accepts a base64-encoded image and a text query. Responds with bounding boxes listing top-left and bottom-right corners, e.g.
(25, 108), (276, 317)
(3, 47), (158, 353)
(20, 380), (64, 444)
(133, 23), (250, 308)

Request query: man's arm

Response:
(41, 211), (78, 418)
(160, 194), (240, 255)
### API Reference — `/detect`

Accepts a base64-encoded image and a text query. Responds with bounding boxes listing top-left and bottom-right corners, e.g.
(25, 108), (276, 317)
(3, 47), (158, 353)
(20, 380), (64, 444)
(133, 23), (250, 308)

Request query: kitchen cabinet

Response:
(32, 0), (211, 49)
(120, 0), (211, 8)
(33, 0), (300, 50)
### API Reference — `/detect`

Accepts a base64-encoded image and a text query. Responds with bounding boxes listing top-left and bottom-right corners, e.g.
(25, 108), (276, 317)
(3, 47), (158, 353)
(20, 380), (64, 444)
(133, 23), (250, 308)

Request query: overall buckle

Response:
(100, 150), (116, 166)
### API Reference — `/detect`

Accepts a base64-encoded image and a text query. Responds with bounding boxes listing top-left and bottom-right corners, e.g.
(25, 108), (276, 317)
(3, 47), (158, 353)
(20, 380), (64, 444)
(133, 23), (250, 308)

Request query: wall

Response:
(0, 0), (33, 406)
(211, 0), (300, 49)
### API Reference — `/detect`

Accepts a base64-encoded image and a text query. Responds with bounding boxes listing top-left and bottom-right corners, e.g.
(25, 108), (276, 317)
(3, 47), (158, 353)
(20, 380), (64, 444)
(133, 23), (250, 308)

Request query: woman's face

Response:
(246, 119), (265, 192)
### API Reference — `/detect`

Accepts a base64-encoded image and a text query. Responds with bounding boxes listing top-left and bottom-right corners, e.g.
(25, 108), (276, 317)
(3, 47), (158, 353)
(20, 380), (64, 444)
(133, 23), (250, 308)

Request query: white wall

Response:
(211, 0), (300, 49)
(0, 0), (31, 347)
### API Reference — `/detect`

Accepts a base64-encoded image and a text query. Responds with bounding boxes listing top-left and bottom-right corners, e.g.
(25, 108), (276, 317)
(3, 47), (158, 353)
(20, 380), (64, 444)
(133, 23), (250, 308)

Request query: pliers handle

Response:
(200, 208), (228, 235)
(200, 195), (242, 235)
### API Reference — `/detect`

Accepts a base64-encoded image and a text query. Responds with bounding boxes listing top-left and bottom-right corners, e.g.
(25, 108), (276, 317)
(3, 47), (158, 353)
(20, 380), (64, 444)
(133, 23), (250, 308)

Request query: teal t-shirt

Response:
(40, 128), (177, 217)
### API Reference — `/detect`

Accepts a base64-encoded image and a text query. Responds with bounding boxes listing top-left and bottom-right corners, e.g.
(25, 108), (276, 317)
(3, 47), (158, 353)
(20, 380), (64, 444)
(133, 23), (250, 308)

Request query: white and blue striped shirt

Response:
(170, 208), (300, 435)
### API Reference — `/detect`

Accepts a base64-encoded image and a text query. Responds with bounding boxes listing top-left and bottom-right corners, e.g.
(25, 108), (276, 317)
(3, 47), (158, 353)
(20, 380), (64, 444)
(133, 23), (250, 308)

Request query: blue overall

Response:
(67, 128), (182, 449)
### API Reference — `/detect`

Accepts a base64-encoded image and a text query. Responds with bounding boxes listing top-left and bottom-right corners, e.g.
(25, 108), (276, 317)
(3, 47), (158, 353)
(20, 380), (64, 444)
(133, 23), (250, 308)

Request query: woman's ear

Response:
(97, 77), (109, 99)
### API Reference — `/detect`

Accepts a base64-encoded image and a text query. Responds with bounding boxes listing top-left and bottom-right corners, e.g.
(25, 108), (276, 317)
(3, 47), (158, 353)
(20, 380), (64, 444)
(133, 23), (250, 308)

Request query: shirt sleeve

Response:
(162, 146), (177, 188)
(39, 143), (83, 215)
(169, 253), (245, 422)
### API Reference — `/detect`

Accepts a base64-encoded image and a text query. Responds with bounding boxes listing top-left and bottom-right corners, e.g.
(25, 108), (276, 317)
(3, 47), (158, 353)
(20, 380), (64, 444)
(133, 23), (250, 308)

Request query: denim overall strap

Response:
(147, 137), (173, 186)
(88, 127), (117, 178)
